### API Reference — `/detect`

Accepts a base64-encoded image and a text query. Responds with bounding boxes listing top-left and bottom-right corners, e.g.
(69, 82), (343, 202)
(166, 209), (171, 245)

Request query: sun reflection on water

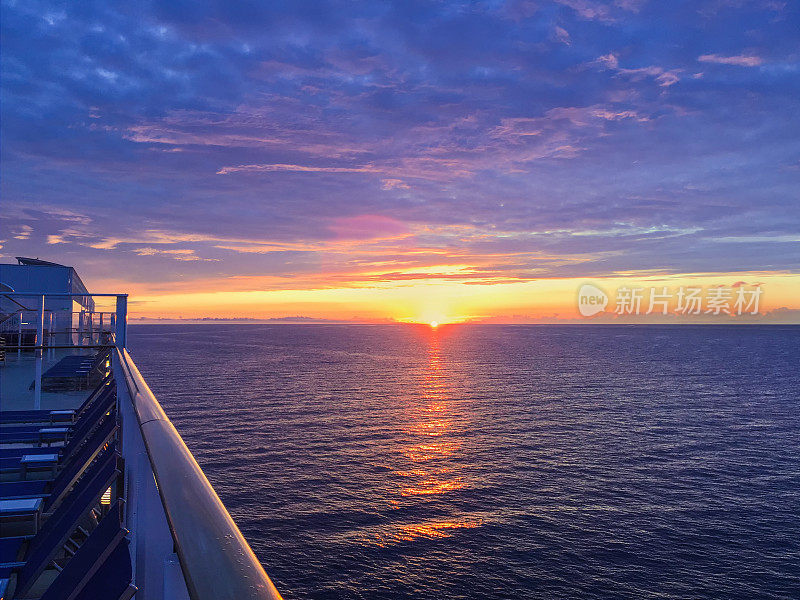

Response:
(376, 327), (481, 544)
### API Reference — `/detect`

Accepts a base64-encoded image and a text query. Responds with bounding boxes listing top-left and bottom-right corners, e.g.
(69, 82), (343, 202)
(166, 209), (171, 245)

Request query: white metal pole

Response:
(34, 296), (44, 409)
(49, 312), (54, 359)
(17, 311), (22, 359)
(115, 295), (127, 349)
(78, 310), (85, 346)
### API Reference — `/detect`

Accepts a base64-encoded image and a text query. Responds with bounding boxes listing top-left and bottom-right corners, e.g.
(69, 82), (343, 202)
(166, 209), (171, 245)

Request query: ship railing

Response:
(0, 292), (282, 599)
(113, 347), (283, 600)
(0, 293), (126, 408)
(0, 310), (119, 346)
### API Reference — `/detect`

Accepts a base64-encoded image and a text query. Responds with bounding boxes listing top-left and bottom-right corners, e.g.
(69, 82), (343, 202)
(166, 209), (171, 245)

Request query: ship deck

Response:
(1, 351), (94, 411)
(1, 278), (281, 600)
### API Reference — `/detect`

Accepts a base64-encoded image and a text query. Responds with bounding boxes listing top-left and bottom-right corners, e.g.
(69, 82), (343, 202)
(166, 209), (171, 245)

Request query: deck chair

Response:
(0, 384), (116, 445)
(0, 407), (117, 478)
(39, 352), (110, 393)
(0, 382), (115, 435)
(0, 441), (118, 514)
(0, 374), (113, 425)
(0, 450), (122, 597)
(39, 500), (136, 600)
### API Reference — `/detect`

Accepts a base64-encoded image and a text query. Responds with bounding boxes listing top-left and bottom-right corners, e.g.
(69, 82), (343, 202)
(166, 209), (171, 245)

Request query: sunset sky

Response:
(1, 1), (798, 323)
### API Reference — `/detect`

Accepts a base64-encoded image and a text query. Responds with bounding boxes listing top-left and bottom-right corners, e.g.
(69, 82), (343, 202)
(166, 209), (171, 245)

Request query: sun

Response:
(430, 320), (439, 328)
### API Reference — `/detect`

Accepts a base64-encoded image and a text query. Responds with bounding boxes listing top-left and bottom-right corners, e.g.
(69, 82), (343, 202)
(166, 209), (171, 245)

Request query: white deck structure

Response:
(0, 260), (283, 600)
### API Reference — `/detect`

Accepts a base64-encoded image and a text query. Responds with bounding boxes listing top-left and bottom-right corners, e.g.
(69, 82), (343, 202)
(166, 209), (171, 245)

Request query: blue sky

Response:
(1, 0), (798, 317)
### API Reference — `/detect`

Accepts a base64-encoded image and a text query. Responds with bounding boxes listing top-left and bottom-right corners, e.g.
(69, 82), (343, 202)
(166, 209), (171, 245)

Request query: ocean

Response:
(127, 324), (800, 599)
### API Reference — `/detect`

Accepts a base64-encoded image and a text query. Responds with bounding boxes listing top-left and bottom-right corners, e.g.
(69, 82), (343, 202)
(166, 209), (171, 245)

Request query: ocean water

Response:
(127, 324), (800, 599)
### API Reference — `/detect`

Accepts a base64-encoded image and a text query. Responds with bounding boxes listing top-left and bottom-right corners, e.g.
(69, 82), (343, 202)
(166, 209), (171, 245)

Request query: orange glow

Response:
(402, 477), (466, 496)
(109, 269), (799, 324)
(358, 323), (486, 547)
(373, 519), (484, 546)
(402, 442), (457, 462)
(407, 419), (450, 436)
(394, 519), (482, 540)
(389, 328), (475, 500)
(81, 224), (799, 324)
(430, 320), (439, 328)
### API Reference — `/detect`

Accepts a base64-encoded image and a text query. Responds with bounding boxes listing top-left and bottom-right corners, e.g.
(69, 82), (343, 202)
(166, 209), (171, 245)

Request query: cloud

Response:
(381, 178), (410, 190)
(0, 0), (797, 305)
(328, 215), (411, 241)
(591, 53), (682, 87)
(13, 224), (33, 239)
(133, 247), (217, 261)
(216, 163), (377, 175)
(593, 53), (619, 69)
(553, 26), (571, 45)
(554, 0), (614, 21)
(698, 54), (764, 67)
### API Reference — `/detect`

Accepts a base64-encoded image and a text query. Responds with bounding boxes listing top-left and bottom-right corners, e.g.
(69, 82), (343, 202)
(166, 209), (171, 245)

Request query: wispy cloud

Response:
(698, 54), (764, 67)
(133, 247), (218, 261)
(13, 225), (33, 240)
(216, 163), (377, 175)
(590, 53), (682, 86)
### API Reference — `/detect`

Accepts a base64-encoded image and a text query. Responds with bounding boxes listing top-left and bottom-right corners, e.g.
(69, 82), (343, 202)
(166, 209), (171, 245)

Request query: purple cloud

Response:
(0, 0), (798, 293)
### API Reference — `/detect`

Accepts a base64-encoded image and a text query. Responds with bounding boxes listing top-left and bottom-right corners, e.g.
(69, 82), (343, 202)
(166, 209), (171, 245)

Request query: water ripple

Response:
(129, 324), (800, 599)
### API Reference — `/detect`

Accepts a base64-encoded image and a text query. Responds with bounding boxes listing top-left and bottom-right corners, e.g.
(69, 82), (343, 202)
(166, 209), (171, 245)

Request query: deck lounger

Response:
(0, 450), (120, 566)
(39, 500), (136, 600)
(0, 428), (69, 445)
(0, 375), (113, 425)
(40, 353), (110, 392)
(0, 498), (43, 534)
(0, 441), (119, 512)
(0, 382), (115, 434)
(0, 385), (116, 445)
(0, 403), (115, 465)
(0, 451), (122, 597)
(0, 391), (116, 464)
(0, 409), (117, 478)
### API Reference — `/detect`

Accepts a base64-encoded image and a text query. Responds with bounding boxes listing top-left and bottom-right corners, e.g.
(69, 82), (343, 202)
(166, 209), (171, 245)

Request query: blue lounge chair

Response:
(0, 450), (122, 597)
(0, 406), (117, 477)
(39, 500), (136, 600)
(40, 352), (109, 392)
(0, 384), (116, 445)
(0, 382), (115, 434)
(0, 441), (118, 514)
(0, 374), (113, 425)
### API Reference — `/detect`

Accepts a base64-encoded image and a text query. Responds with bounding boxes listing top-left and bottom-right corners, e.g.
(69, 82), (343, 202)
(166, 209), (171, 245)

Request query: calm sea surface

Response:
(127, 324), (800, 599)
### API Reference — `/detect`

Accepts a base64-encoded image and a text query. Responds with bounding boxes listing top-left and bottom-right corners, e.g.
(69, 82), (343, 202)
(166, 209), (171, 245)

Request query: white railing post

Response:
(78, 309), (85, 346)
(115, 295), (128, 349)
(17, 311), (23, 359)
(49, 312), (55, 359)
(34, 296), (45, 409)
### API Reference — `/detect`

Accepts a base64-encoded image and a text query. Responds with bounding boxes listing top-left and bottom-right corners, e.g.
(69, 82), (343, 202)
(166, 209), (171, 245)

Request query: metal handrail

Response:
(114, 347), (283, 600)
